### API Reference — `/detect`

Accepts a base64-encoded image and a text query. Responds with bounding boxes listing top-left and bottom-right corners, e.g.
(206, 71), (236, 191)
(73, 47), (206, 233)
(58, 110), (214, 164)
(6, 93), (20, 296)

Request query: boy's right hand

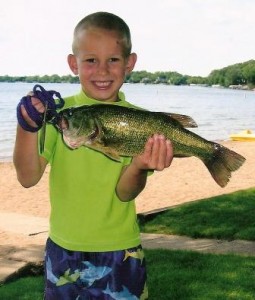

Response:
(17, 93), (45, 132)
(132, 134), (174, 171)
(17, 85), (65, 132)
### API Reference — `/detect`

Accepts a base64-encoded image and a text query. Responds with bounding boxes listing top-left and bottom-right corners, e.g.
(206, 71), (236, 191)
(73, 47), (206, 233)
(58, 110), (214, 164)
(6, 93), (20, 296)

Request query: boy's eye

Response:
(83, 57), (121, 64)
(109, 57), (120, 62)
(86, 58), (96, 63)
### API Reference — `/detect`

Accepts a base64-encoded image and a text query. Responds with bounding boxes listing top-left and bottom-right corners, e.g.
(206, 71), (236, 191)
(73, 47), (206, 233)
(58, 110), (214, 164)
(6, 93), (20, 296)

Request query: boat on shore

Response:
(230, 129), (255, 141)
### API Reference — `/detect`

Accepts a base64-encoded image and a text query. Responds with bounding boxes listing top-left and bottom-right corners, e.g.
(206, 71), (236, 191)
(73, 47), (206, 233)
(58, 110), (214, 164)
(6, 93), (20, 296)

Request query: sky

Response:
(1, 0), (254, 77)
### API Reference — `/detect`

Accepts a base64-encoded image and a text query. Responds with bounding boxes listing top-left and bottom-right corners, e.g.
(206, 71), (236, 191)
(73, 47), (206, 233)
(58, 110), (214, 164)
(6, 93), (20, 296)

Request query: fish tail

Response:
(204, 144), (246, 187)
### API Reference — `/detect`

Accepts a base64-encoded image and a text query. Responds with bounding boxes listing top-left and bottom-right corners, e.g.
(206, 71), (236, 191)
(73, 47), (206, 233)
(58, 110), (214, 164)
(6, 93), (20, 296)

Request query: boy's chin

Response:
(91, 92), (119, 102)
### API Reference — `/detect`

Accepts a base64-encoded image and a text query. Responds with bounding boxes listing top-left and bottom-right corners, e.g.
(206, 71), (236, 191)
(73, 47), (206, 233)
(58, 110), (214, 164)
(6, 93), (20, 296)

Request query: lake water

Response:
(0, 82), (254, 161)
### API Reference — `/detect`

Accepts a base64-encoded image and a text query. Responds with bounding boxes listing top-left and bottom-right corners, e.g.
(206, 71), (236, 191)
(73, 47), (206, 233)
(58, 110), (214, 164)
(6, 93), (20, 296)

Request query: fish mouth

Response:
(62, 123), (100, 149)
(88, 125), (99, 142)
(63, 136), (86, 149)
(57, 116), (69, 132)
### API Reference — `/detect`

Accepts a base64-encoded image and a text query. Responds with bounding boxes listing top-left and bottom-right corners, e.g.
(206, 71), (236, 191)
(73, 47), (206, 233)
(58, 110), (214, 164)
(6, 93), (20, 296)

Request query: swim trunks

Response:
(44, 238), (148, 299)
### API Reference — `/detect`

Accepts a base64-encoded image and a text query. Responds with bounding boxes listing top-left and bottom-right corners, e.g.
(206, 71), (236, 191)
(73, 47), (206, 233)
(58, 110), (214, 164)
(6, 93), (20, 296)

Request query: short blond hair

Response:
(72, 12), (132, 57)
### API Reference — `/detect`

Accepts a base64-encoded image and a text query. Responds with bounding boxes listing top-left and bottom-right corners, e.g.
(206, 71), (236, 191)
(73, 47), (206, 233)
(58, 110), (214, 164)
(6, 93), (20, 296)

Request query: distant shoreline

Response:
(1, 81), (254, 91)
(1, 59), (255, 89)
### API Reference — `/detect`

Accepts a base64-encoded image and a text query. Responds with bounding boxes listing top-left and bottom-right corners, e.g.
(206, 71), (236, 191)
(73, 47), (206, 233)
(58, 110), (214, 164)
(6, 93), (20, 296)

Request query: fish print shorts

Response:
(44, 238), (148, 299)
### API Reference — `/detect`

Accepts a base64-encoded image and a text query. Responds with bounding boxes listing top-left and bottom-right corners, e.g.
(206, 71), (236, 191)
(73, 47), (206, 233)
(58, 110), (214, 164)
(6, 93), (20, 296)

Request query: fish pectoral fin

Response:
(164, 112), (198, 128)
(101, 147), (122, 162)
(86, 142), (122, 162)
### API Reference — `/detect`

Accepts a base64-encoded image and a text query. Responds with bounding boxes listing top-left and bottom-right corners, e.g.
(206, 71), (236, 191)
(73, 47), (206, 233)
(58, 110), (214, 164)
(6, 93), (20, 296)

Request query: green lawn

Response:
(1, 188), (255, 299)
(139, 188), (255, 241)
(1, 250), (255, 300)
(146, 249), (255, 299)
(0, 275), (44, 300)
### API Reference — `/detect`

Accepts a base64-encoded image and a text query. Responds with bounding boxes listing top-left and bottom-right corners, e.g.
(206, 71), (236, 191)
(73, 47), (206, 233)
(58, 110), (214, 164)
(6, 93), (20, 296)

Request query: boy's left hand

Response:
(132, 134), (174, 171)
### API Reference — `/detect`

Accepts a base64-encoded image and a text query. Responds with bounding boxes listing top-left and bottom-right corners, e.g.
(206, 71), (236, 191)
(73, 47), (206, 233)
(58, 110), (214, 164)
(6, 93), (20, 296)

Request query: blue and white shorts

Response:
(44, 238), (148, 299)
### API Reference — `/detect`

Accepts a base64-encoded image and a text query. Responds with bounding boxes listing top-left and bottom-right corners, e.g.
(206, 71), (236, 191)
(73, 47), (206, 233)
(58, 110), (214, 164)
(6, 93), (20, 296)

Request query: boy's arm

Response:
(116, 134), (174, 201)
(13, 97), (48, 188)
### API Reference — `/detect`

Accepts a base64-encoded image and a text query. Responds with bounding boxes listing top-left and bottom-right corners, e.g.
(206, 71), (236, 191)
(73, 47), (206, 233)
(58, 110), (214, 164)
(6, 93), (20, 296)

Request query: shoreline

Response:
(0, 141), (254, 218)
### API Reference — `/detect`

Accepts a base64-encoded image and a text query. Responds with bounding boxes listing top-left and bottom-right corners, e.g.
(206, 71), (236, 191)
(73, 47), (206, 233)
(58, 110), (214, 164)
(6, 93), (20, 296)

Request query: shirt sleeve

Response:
(38, 124), (58, 163)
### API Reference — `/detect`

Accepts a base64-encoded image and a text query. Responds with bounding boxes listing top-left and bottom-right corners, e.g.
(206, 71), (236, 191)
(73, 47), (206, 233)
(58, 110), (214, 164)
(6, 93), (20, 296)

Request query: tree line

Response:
(126, 60), (255, 89)
(0, 74), (79, 84)
(0, 60), (254, 89)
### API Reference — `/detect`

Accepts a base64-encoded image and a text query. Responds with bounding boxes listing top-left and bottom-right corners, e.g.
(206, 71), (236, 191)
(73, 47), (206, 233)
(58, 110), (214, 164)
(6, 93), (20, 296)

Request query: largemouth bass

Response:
(57, 104), (245, 187)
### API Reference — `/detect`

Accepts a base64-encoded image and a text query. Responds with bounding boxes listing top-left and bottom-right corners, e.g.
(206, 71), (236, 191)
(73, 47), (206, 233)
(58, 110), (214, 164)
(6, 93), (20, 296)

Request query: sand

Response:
(0, 141), (254, 260)
(1, 141), (253, 217)
(136, 141), (255, 213)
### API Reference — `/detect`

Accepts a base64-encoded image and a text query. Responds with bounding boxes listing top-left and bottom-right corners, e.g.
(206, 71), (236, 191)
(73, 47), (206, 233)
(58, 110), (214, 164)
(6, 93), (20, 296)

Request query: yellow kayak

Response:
(230, 129), (255, 141)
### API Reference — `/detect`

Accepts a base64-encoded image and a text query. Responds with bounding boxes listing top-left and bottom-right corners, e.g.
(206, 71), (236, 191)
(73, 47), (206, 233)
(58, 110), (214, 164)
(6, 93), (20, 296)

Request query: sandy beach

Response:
(1, 141), (254, 216)
(0, 141), (254, 259)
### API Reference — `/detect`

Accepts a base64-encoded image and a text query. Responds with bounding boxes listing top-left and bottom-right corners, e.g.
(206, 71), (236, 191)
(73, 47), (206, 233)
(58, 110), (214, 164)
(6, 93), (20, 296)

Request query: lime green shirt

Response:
(41, 89), (141, 251)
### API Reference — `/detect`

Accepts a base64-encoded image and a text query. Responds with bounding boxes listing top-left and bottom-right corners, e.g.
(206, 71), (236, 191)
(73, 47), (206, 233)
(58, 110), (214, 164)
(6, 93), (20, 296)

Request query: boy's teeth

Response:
(95, 81), (111, 87)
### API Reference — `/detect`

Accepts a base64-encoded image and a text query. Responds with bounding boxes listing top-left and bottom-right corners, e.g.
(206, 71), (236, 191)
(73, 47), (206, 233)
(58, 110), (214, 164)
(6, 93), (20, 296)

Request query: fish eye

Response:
(67, 110), (73, 117)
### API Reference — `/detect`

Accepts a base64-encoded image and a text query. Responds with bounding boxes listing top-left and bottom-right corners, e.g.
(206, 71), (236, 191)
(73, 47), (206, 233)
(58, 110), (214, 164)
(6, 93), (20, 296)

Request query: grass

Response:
(1, 188), (255, 299)
(1, 250), (255, 300)
(139, 188), (255, 241)
(0, 276), (44, 299)
(146, 249), (255, 300)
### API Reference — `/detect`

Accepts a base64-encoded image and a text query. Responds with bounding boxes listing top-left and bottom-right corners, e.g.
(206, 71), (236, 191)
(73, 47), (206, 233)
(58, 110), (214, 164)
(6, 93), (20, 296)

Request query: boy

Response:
(14, 12), (173, 299)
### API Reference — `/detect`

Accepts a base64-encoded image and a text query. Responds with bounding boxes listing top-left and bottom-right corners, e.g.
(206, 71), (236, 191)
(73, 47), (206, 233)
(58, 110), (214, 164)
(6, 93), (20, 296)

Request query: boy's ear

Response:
(67, 54), (79, 75)
(125, 53), (137, 75)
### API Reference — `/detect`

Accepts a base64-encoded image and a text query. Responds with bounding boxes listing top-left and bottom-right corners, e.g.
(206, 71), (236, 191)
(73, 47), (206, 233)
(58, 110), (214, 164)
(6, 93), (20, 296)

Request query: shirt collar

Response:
(74, 89), (126, 106)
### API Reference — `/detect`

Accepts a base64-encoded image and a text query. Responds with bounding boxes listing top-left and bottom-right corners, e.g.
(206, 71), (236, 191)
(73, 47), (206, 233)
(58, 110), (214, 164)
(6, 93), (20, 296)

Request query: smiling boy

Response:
(14, 12), (173, 299)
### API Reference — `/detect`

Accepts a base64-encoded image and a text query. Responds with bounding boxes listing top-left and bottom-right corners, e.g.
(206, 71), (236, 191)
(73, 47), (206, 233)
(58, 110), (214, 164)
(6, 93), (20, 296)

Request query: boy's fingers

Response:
(20, 105), (38, 128)
(150, 134), (160, 168)
(27, 91), (45, 113)
(154, 135), (167, 170)
(30, 97), (45, 113)
(134, 135), (174, 171)
(143, 136), (154, 158)
(165, 140), (174, 167)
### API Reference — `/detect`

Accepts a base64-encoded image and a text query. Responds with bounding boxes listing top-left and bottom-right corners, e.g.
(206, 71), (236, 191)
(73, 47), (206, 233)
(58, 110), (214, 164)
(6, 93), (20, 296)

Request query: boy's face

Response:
(68, 28), (137, 102)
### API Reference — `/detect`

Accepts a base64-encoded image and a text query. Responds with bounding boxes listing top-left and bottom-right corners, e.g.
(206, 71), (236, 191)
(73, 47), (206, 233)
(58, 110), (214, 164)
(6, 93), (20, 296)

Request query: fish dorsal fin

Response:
(163, 112), (198, 128)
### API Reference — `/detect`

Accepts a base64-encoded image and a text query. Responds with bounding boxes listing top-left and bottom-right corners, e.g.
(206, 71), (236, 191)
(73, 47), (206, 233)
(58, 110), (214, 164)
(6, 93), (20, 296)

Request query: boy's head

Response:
(68, 12), (137, 102)
(72, 12), (132, 58)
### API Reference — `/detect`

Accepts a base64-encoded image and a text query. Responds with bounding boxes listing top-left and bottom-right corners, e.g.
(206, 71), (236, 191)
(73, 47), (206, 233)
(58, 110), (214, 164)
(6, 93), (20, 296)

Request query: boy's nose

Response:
(98, 62), (109, 75)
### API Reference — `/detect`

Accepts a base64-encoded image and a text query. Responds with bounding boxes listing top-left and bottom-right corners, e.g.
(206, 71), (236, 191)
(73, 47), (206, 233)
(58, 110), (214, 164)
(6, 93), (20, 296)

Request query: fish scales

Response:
(58, 104), (246, 187)
(92, 105), (213, 158)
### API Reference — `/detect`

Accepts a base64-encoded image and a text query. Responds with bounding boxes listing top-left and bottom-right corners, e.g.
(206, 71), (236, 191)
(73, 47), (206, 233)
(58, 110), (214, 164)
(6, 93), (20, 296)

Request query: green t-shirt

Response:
(41, 89), (141, 251)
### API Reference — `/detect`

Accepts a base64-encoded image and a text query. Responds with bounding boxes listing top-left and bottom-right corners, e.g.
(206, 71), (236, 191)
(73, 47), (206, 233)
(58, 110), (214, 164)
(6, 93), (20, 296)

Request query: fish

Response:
(57, 104), (246, 188)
